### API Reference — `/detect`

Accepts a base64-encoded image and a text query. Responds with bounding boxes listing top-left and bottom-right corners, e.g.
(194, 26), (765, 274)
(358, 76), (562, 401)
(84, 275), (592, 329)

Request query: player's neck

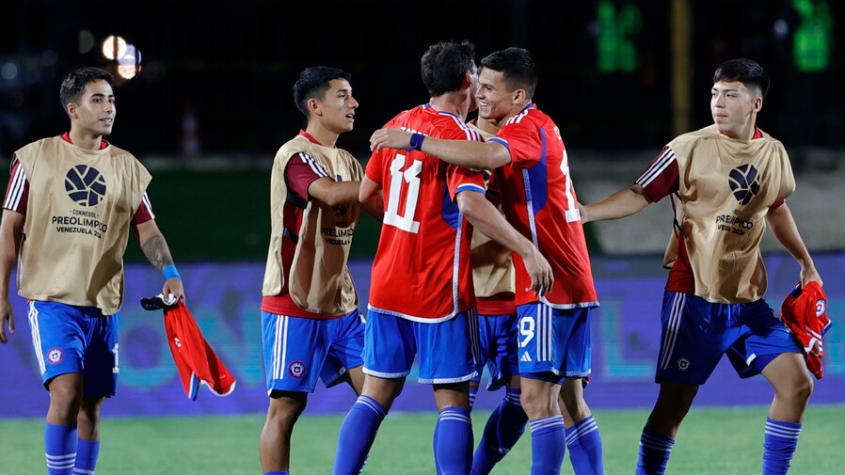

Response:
(304, 123), (338, 148)
(717, 119), (756, 141)
(68, 126), (104, 150)
(429, 92), (469, 121)
(501, 99), (531, 124)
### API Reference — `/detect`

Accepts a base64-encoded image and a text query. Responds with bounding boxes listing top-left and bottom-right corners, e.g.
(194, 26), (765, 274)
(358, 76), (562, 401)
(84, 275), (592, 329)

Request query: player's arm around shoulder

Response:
(0, 209), (24, 343)
(133, 219), (185, 303)
(766, 202), (823, 287)
(369, 127), (511, 170)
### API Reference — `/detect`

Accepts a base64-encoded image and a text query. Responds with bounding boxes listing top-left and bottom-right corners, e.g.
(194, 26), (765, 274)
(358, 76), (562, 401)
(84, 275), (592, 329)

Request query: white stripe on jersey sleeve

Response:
(299, 153), (329, 178)
(636, 147), (676, 187)
(3, 162), (27, 211)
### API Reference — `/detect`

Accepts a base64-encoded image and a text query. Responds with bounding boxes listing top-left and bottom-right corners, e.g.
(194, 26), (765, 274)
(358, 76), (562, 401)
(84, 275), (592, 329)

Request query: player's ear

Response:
(66, 102), (77, 119)
(307, 97), (321, 117)
(461, 71), (472, 89)
(752, 95), (763, 113)
(512, 88), (525, 105)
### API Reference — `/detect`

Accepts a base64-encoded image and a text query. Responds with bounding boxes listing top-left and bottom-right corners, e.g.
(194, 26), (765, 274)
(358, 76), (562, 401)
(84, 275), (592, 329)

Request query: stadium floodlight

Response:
(116, 44), (142, 79)
(101, 35), (127, 60)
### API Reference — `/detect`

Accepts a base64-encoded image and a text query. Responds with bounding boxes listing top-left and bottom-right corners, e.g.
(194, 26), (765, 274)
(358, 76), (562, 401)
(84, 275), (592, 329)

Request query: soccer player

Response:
(0, 67), (185, 475)
(580, 58), (822, 475)
(370, 47), (603, 475)
(464, 116), (528, 475)
(332, 41), (552, 475)
(258, 66), (372, 475)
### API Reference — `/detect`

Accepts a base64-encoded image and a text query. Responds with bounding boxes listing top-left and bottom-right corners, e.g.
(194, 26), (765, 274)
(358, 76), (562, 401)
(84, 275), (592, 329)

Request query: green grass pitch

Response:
(2, 405), (843, 474)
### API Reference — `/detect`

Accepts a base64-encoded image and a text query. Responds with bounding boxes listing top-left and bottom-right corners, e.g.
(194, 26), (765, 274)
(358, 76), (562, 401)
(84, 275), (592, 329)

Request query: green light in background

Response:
(597, 0), (642, 73)
(793, 0), (832, 72)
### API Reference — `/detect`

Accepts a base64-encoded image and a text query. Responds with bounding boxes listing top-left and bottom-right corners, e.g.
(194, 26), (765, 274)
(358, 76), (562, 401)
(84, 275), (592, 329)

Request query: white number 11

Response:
(384, 154), (423, 233)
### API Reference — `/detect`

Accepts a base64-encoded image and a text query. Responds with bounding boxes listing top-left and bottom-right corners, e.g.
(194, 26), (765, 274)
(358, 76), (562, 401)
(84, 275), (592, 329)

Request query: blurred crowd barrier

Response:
(1, 254), (842, 418)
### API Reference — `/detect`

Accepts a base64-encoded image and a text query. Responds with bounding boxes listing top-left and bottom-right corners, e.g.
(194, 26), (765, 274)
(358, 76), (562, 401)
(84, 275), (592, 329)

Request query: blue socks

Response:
(565, 415), (604, 475)
(45, 423), (77, 475)
(75, 438), (100, 474)
(263, 472), (288, 475)
(472, 388), (527, 475)
(763, 418), (802, 475)
(528, 416), (565, 475)
(434, 406), (473, 475)
(636, 428), (675, 475)
(333, 395), (386, 475)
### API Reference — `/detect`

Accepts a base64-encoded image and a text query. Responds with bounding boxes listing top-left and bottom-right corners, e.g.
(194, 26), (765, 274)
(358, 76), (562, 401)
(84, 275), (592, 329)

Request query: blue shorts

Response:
(472, 313), (519, 390)
(656, 291), (802, 385)
(363, 308), (479, 384)
(27, 301), (119, 397)
(516, 303), (592, 383)
(261, 310), (364, 394)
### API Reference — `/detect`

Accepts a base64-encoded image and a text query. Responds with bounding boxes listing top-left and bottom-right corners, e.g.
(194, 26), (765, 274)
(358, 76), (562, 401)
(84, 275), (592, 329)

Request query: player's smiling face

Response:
(476, 68), (517, 122)
(316, 78), (358, 134)
(69, 79), (116, 137)
(710, 80), (761, 139)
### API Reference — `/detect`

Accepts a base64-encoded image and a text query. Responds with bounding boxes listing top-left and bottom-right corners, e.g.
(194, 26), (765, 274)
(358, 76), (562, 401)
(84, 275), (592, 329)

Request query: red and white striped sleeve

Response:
(3, 158), (29, 214)
(133, 192), (155, 224)
(635, 146), (679, 203)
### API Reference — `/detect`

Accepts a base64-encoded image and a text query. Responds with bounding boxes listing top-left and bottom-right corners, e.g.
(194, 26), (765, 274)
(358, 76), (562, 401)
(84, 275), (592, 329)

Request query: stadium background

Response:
(1, 0), (843, 473)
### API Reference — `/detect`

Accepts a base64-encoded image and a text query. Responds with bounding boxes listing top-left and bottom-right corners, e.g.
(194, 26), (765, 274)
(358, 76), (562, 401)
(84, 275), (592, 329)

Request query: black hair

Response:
(59, 67), (113, 112)
(293, 66), (351, 117)
(420, 41), (476, 96)
(713, 58), (770, 98)
(480, 47), (538, 99)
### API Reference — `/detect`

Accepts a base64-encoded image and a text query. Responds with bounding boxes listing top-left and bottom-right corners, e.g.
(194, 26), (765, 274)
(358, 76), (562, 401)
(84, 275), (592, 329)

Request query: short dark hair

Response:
(59, 67), (113, 112)
(293, 66), (351, 118)
(480, 47), (538, 99)
(713, 58), (770, 98)
(420, 41), (476, 96)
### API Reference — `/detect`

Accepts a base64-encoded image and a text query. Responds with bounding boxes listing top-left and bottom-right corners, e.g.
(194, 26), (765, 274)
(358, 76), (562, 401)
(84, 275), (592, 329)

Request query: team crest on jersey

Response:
(677, 358), (690, 371)
(173, 336), (183, 348)
(65, 165), (107, 206)
(288, 361), (306, 379)
(47, 347), (64, 365)
(816, 300), (826, 317)
(727, 164), (760, 205)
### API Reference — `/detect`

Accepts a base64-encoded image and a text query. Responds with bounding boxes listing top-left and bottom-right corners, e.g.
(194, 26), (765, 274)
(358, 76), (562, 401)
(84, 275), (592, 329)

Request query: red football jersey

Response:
(488, 104), (598, 308)
(367, 104), (485, 322)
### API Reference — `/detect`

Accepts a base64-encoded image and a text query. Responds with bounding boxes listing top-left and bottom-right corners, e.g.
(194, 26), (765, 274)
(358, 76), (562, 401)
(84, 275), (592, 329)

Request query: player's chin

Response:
(98, 125), (114, 136)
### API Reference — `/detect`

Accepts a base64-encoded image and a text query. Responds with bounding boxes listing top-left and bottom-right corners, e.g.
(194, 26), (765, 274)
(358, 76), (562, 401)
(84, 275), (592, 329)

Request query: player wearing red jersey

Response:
(581, 59), (822, 475)
(332, 41), (551, 475)
(370, 47), (602, 475)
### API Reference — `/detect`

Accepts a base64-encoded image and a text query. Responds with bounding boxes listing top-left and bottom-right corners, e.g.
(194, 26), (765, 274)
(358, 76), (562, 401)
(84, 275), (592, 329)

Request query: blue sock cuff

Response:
(529, 415), (564, 434)
(263, 472), (288, 475)
(504, 387), (522, 406)
(641, 428), (675, 449)
(765, 418), (802, 439)
(355, 395), (387, 419)
(565, 415), (600, 446)
(439, 406), (471, 422)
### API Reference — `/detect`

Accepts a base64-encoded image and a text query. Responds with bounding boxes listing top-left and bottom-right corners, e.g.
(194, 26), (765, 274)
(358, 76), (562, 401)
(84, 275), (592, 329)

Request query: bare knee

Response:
(266, 393), (307, 433)
(48, 376), (83, 423)
(77, 398), (105, 439)
(520, 385), (557, 419)
(778, 372), (814, 403)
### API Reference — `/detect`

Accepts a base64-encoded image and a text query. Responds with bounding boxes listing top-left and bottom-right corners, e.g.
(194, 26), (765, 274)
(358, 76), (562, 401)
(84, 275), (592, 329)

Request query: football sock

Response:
(528, 415), (565, 475)
(636, 428), (675, 475)
(472, 388), (527, 475)
(263, 472), (288, 475)
(434, 406), (473, 475)
(45, 422), (77, 475)
(763, 418), (801, 475)
(332, 395), (386, 475)
(468, 385), (479, 409)
(73, 438), (100, 474)
(565, 415), (604, 475)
